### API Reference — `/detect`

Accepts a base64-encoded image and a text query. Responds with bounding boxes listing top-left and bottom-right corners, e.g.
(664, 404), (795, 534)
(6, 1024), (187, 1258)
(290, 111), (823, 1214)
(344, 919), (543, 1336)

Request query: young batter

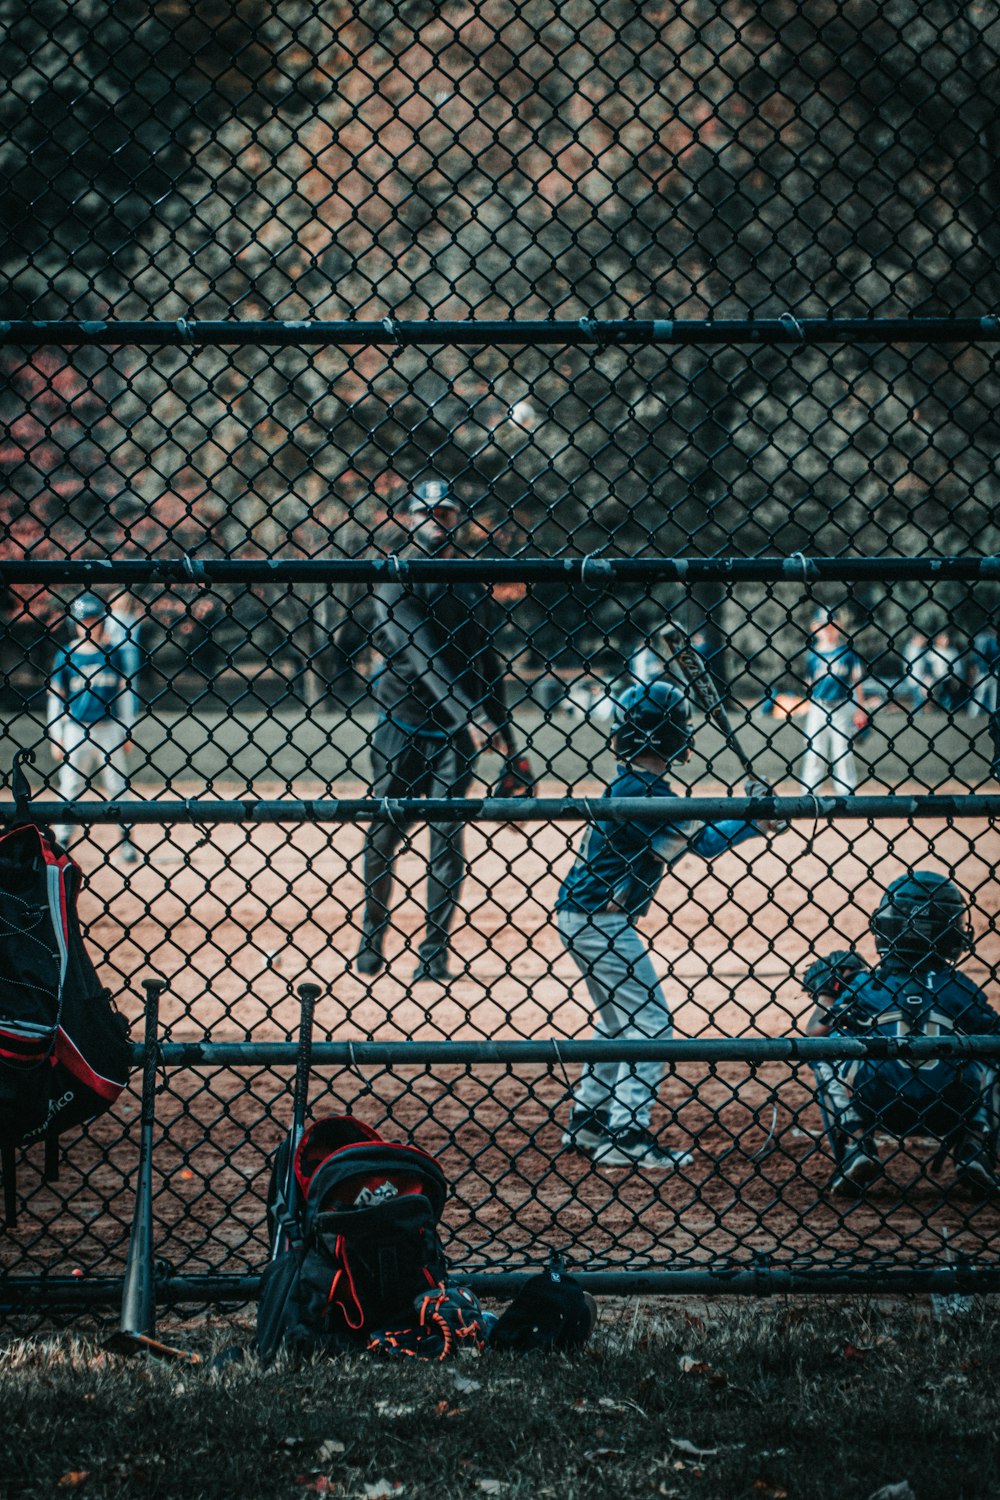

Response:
(557, 680), (781, 1170)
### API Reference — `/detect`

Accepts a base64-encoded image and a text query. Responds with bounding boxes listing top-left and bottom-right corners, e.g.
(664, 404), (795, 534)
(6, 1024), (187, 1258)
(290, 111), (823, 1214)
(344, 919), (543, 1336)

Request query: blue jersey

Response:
(827, 964), (999, 1038)
(825, 963), (999, 1126)
(556, 765), (762, 919)
(807, 644), (860, 706)
(50, 639), (139, 726)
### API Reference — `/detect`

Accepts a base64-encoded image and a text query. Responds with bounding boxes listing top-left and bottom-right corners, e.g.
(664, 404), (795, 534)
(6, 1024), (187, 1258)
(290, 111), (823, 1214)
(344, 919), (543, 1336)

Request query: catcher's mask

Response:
(612, 680), (690, 763)
(871, 871), (972, 966)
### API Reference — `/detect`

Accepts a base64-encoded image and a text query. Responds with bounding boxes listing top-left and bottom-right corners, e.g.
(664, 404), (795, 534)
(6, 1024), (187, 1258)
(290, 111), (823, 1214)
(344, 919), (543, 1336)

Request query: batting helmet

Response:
(871, 871), (972, 965)
(70, 592), (104, 622)
(406, 477), (460, 515)
(612, 681), (690, 763)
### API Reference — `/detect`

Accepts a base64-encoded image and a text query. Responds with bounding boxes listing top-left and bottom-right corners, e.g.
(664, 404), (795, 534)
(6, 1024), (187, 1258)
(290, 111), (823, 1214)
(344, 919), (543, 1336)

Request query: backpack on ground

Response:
(256, 1114), (450, 1362)
(0, 799), (133, 1226)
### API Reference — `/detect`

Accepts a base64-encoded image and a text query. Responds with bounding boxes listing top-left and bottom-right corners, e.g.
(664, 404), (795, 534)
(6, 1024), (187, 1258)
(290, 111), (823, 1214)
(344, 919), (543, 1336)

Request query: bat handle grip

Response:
(138, 977), (167, 1124)
(291, 982), (321, 1140)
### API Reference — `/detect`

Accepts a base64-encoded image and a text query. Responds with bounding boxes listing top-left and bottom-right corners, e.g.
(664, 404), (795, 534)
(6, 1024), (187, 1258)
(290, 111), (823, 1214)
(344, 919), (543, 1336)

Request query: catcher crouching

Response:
(803, 872), (1000, 1196)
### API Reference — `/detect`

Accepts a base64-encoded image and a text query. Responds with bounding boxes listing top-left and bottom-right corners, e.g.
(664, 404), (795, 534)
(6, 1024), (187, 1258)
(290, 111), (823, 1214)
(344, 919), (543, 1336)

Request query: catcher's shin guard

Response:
(812, 1062), (847, 1165)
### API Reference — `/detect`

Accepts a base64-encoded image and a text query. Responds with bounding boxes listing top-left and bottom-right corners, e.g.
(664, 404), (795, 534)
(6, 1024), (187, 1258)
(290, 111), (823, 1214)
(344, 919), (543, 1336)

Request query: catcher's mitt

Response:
(492, 752), (536, 798)
(802, 949), (867, 1003)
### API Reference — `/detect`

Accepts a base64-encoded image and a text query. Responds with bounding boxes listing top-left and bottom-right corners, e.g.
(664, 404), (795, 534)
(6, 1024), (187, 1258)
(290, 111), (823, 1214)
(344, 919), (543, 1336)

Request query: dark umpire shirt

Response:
(370, 554), (510, 738)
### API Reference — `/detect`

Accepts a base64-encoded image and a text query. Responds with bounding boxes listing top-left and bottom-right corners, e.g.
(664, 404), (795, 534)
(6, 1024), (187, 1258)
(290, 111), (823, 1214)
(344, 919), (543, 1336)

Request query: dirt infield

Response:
(5, 754), (997, 1295)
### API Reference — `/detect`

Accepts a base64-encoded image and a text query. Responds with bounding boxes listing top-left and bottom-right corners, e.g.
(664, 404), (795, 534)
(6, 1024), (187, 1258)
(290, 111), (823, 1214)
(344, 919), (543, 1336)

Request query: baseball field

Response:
(3, 702), (996, 1288)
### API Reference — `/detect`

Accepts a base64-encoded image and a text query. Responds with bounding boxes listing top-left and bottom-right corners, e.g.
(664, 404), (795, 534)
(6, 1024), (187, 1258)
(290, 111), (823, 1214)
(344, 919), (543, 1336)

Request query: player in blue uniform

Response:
(804, 872), (1000, 1195)
(799, 610), (864, 793)
(47, 592), (141, 863)
(557, 680), (783, 1170)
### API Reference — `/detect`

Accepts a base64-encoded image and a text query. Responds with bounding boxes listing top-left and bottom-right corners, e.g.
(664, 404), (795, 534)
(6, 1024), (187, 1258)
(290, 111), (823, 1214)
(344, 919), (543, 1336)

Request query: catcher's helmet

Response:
(70, 592), (104, 622)
(871, 871), (972, 965)
(612, 680), (690, 763)
(406, 477), (460, 515)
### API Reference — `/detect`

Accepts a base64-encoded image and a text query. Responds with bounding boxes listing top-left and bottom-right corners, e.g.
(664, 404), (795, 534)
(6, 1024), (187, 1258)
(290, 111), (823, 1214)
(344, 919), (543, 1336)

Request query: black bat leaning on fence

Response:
(272, 981), (321, 1261)
(107, 976), (201, 1363)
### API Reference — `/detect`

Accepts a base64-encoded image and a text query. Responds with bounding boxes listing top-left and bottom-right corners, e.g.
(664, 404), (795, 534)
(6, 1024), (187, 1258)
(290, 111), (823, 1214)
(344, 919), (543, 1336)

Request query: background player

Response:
(556, 680), (783, 1170)
(353, 478), (529, 984)
(803, 872), (1000, 1196)
(47, 591), (142, 864)
(799, 608), (865, 793)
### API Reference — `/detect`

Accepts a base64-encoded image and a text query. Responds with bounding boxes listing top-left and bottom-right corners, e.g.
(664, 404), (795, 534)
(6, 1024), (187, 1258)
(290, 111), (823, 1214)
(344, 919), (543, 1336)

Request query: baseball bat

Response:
(109, 976), (199, 1362)
(271, 980), (320, 1261)
(661, 619), (759, 782)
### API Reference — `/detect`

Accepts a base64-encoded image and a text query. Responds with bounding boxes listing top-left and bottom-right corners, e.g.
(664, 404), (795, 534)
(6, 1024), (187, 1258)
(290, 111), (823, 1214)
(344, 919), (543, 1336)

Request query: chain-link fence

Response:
(1, 0), (999, 1313)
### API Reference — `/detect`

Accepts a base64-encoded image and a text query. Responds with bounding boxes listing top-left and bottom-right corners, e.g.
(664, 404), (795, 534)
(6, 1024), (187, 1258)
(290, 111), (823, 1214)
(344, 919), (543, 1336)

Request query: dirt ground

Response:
(4, 739), (998, 1295)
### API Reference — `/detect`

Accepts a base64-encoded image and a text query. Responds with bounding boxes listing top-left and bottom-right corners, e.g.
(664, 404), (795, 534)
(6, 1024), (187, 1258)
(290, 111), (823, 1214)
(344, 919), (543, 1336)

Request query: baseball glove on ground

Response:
(802, 949), (867, 1003)
(492, 752), (536, 798)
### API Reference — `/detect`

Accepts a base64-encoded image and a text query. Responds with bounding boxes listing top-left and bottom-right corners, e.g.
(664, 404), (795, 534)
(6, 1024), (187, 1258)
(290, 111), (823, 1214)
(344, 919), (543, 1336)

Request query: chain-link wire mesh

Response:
(1, 0), (999, 1311)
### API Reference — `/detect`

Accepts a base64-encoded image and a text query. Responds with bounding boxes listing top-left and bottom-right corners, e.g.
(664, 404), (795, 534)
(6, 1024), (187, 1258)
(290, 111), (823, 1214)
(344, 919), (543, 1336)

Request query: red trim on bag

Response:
(0, 1043), (50, 1064)
(54, 1026), (124, 1101)
(335, 1236), (365, 1330)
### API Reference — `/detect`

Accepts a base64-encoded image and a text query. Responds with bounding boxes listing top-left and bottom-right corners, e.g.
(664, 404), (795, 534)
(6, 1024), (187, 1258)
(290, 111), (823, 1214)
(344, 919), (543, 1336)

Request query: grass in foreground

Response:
(2, 1296), (998, 1499)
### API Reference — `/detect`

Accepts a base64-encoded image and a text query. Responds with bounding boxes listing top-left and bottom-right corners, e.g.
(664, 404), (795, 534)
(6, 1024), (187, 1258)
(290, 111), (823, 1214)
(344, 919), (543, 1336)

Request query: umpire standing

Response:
(354, 478), (515, 984)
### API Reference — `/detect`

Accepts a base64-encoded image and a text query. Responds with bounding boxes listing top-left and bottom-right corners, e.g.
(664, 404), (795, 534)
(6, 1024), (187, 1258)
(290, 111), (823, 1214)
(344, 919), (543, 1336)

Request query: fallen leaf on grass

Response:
(477, 1482), (505, 1495)
(867, 1485), (915, 1500)
(752, 1483), (789, 1499)
(279, 1436), (307, 1451)
(317, 1441), (346, 1462)
(57, 1474), (89, 1489)
(584, 1448), (626, 1464)
(374, 1402), (415, 1418)
(451, 1373), (481, 1394)
(294, 1479), (342, 1495)
(678, 1354), (729, 1388)
(841, 1343), (867, 1361)
(671, 1438), (719, 1459)
(363, 1483), (405, 1498)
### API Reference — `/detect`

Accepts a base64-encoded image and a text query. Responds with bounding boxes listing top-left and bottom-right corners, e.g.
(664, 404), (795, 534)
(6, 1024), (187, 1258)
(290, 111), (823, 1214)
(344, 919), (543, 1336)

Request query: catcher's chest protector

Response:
(0, 823), (132, 1224)
(257, 1114), (449, 1362)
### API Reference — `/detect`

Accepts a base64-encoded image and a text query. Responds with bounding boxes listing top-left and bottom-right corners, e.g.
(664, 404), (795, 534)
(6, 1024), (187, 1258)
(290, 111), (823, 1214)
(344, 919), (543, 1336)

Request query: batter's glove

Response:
(744, 776), (787, 834)
(492, 752), (536, 798)
(853, 709), (872, 744)
(801, 949), (867, 1003)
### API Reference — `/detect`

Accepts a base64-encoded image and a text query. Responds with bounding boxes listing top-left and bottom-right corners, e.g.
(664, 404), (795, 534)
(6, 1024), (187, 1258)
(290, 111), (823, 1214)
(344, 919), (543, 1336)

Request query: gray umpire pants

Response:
(557, 907), (674, 1134)
(360, 719), (474, 962)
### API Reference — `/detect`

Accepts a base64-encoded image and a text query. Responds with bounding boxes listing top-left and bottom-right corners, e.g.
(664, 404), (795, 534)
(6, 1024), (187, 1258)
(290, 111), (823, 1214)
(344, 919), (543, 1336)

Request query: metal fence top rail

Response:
(3, 795), (999, 825)
(1, 557), (998, 585)
(2, 315), (1000, 348)
(147, 1036), (1000, 1067)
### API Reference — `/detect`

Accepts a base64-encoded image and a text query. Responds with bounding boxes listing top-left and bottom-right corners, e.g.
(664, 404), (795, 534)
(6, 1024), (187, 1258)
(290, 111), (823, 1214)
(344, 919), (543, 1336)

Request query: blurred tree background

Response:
(1, 0), (998, 692)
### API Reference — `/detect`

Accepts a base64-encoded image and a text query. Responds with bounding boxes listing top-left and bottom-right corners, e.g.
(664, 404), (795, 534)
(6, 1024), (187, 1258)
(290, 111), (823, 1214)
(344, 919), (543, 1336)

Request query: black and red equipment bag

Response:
(0, 815), (132, 1225)
(257, 1114), (449, 1361)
